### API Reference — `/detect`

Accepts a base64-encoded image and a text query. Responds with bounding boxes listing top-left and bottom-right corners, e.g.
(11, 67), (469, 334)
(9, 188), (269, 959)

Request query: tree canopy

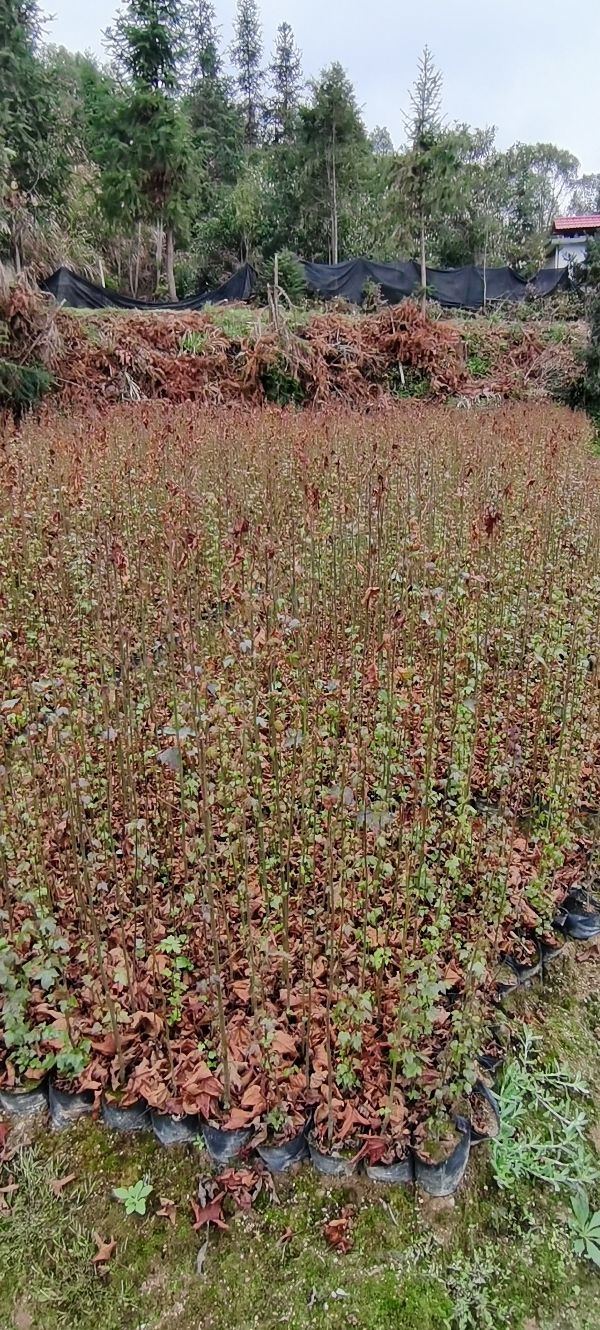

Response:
(0, 3), (596, 301)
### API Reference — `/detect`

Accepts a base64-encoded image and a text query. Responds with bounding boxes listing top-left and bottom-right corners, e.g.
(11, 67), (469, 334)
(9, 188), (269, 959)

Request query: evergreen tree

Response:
(0, 0), (61, 265)
(267, 22), (303, 142)
(433, 126), (503, 272)
(301, 64), (366, 264)
(0, 0), (44, 184)
(185, 0), (243, 188)
(106, 0), (184, 88)
(102, 0), (193, 298)
(369, 126), (394, 157)
(230, 0), (264, 147)
(395, 48), (459, 311)
(186, 0), (221, 82)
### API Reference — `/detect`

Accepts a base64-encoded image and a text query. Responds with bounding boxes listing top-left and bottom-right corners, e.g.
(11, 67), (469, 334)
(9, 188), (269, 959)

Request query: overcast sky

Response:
(46, 0), (600, 174)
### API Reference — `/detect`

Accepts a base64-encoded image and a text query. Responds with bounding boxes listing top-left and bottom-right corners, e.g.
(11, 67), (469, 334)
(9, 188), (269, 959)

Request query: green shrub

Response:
(261, 355), (305, 405)
(259, 250), (307, 306)
(0, 358), (54, 414)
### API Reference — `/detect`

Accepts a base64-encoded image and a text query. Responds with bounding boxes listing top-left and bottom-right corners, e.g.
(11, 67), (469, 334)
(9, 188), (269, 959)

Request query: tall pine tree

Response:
(0, 0), (59, 266)
(185, 0), (242, 187)
(102, 0), (192, 298)
(230, 0), (263, 147)
(301, 64), (366, 264)
(267, 22), (302, 142)
(186, 0), (221, 82)
(395, 48), (458, 312)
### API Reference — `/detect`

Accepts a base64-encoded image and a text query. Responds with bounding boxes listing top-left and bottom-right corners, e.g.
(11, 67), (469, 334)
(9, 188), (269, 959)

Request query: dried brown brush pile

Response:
(0, 402), (598, 1160)
(50, 300), (583, 410)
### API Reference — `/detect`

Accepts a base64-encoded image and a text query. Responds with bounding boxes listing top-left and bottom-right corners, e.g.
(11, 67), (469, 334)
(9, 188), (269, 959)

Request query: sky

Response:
(46, 0), (600, 175)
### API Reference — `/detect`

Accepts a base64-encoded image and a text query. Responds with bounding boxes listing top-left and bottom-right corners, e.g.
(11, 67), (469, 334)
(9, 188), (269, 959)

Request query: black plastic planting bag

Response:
(0, 1079), (49, 1118)
(308, 1135), (359, 1177)
(101, 1099), (150, 1133)
(257, 1117), (312, 1173)
(556, 889), (600, 941)
(49, 1082), (94, 1130)
(257, 1132), (309, 1172)
(151, 1111), (200, 1145)
(202, 1123), (253, 1164)
(365, 1155), (414, 1184)
(497, 937), (543, 994)
(414, 1117), (472, 1197)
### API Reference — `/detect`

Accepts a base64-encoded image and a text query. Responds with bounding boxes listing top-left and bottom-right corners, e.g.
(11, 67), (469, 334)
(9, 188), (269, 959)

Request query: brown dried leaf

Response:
(270, 1029), (297, 1058)
(240, 1082), (266, 1114)
(49, 1172), (77, 1196)
(92, 1234), (116, 1265)
(191, 1194), (229, 1232)
(157, 1197), (177, 1226)
(323, 1207), (354, 1254)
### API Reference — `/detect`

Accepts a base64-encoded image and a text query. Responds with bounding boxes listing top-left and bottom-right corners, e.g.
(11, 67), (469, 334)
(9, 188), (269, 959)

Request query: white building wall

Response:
(547, 237), (589, 269)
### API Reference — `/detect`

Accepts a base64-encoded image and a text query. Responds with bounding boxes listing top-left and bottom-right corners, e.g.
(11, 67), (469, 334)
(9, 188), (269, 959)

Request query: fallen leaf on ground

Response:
(219, 1167), (258, 1211)
(270, 1029), (297, 1057)
(157, 1198), (177, 1226)
(323, 1207), (354, 1254)
(191, 1194), (229, 1232)
(444, 960), (463, 986)
(49, 1172), (77, 1196)
(92, 1234), (116, 1265)
(197, 1177), (220, 1208)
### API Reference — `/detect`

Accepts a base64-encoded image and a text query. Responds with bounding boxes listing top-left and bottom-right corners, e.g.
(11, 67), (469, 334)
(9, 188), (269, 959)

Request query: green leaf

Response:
(571, 1191), (590, 1228)
(585, 1239), (600, 1269)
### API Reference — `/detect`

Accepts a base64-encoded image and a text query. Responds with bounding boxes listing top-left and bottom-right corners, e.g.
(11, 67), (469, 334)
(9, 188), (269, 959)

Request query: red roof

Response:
(553, 214), (600, 233)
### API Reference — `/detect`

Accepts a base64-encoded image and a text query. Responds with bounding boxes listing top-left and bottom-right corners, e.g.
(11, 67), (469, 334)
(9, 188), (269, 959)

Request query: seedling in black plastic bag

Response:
(114, 1179), (153, 1216)
(569, 1191), (600, 1268)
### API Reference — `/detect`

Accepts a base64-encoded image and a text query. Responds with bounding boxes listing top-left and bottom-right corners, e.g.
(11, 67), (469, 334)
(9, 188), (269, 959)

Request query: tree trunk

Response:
(330, 126), (338, 266)
(420, 214), (427, 316)
(133, 220), (142, 299)
(482, 220), (488, 312)
(155, 219), (163, 294)
(165, 225), (177, 302)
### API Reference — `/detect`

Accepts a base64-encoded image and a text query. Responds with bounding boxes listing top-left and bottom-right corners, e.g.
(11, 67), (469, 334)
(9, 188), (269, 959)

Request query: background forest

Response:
(2, 0), (600, 301)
